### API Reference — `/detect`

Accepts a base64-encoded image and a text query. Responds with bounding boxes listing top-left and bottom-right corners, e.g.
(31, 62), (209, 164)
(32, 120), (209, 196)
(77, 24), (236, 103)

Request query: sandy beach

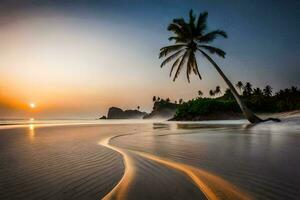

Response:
(0, 116), (299, 200)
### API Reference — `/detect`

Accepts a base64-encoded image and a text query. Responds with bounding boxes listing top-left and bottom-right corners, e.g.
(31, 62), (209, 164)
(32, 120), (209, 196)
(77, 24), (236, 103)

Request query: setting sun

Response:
(29, 103), (36, 109)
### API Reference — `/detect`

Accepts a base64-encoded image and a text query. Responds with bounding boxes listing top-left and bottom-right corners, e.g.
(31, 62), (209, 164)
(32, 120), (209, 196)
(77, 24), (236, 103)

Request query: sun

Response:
(29, 103), (36, 109)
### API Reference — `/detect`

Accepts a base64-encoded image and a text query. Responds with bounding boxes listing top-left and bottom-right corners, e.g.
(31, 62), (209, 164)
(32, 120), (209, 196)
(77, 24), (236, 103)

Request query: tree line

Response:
(152, 82), (300, 113)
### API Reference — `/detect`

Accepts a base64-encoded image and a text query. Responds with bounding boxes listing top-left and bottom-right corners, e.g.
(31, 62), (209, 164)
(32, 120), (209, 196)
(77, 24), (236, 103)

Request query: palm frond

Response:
(196, 11), (208, 34)
(173, 18), (192, 38)
(197, 30), (227, 43)
(169, 55), (183, 77)
(192, 53), (202, 80)
(186, 51), (193, 82)
(159, 44), (186, 58)
(173, 51), (188, 81)
(189, 9), (196, 34)
(160, 49), (184, 68)
(168, 18), (191, 39)
(199, 45), (226, 58)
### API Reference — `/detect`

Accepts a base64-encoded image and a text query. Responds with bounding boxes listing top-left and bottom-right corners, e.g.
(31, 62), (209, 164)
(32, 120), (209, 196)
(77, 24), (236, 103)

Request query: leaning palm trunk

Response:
(201, 51), (263, 123)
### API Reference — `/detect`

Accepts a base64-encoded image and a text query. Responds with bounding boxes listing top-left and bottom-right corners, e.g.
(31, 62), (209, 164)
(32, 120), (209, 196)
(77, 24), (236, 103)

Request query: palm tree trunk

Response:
(200, 51), (263, 123)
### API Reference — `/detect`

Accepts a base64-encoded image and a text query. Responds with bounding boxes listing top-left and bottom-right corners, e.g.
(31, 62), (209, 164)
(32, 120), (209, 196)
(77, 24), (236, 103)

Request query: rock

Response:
(143, 101), (178, 119)
(99, 115), (107, 119)
(107, 107), (147, 119)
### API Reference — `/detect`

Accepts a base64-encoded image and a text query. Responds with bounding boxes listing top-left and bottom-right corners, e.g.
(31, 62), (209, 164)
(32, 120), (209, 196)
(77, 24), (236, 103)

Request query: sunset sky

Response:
(0, 0), (299, 119)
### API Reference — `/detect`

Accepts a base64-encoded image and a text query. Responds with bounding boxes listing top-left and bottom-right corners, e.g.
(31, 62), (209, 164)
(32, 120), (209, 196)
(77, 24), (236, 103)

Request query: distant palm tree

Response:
(198, 90), (203, 97)
(253, 87), (263, 95)
(236, 81), (243, 94)
(166, 98), (170, 103)
(179, 98), (183, 104)
(137, 106), (140, 110)
(159, 10), (263, 123)
(209, 90), (215, 97)
(214, 86), (221, 96)
(263, 85), (273, 97)
(153, 96), (157, 102)
(243, 82), (253, 96)
(291, 86), (298, 93)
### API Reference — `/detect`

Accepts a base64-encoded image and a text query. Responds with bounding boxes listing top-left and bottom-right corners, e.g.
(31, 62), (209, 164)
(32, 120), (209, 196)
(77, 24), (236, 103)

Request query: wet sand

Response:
(0, 117), (299, 200)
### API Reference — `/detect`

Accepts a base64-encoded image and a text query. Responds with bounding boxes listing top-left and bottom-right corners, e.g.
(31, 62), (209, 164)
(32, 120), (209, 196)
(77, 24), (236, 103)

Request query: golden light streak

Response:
(134, 151), (251, 200)
(99, 138), (135, 200)
(28, 124), (35, 141)
(100, 136), (252, 200)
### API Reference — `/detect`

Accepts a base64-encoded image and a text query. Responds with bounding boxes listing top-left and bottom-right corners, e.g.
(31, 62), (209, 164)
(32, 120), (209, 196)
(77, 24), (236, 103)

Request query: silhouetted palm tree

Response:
(236, 81), (243, 94)
(209, 90), (215, 97)
(214, 86), (221, 96)
(243, 82), (253, 96)
(137, 106), (140, 110)
(291, 86), (298, 93)
(263, 85), (273, 97)
(253, 87), (263, 95)
(153, 96), (157, 102)
(179, 98), (183, 104)
(159, 10), (263, 123)
(198, 90), (203, 97)
(166, 98), (170, 103)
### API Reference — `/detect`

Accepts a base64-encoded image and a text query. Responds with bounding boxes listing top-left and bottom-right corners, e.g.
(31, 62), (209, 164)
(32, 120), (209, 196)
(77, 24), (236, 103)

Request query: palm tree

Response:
(253, 87), (263, 95)
(236, 81), (243, 94)
(166, 98), (170, 103)
(159, 10), (263, 123)
(137, 106), (140, 110)
(209, 90), (215, 97)
(214, 86), (221, 96)
(179, 98), (183, 104)
(243, 82), (253, 96)
(198, 90), (203, 97)
(263, 85), (273, 97)
(291, 86), (299, 94)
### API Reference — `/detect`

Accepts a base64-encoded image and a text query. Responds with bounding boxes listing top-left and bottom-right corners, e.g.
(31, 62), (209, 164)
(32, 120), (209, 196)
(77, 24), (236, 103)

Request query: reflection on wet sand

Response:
(100, 138), (135, 200)
(134, 151), (251, 200)
(101, 135), (251, 200)
(28, 124), (35, 141)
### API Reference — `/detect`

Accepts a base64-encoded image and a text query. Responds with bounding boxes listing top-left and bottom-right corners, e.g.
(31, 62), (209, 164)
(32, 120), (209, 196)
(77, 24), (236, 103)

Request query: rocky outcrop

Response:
(107, 107), (147, 119)
(143, 101), (178, 119)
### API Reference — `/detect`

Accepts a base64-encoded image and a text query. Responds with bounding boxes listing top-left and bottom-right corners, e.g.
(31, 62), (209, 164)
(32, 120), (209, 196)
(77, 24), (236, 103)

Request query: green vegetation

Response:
(173, 84), (300, 120)
(174, 98), (240, 120)
(153, 97), (178, 109)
